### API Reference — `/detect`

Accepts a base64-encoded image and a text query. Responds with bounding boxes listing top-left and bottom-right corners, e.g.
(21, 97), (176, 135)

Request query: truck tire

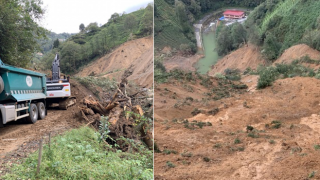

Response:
(0, 114), (3, 128)
(27, 103), (38, 124)
(37, 102), (46, 120)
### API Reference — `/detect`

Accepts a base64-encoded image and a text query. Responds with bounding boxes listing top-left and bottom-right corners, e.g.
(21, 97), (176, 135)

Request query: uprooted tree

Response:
(78, 70), (153, 150)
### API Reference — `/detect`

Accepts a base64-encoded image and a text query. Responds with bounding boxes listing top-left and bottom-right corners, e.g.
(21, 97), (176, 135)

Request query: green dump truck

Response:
(0, 59), (47, 127)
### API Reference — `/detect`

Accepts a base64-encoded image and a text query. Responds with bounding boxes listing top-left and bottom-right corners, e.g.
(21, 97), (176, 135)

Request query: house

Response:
(223, 10), (245, 19)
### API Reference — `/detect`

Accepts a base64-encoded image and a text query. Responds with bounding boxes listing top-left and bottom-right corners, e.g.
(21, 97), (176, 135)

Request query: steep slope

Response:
(208, 44), (266, 76)
(274, 44), (320, 64)
(76, 36), (153, 87)
(155, 77), (320, 179)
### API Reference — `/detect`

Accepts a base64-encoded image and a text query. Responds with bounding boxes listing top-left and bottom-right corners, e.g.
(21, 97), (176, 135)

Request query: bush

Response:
(257, 66), (279, 89)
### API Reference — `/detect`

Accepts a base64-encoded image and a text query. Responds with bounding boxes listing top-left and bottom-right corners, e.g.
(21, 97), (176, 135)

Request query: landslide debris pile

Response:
(77, 71), (153, 150)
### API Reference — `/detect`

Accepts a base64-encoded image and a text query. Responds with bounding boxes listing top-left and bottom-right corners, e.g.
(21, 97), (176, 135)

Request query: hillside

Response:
(76, 36), (153, 87)
(154, 0), (264, 54)
(245, 0), (320, 61)
(208, 44), (266, 76)
(207, 43), (320, 76)
(274, 44), (320, 64)
(154, 74), (320, 179)
(39, 5), (153, 74)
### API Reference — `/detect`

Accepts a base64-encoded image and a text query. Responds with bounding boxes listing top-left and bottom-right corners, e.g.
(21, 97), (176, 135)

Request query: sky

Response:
(40, 0), (152, 34)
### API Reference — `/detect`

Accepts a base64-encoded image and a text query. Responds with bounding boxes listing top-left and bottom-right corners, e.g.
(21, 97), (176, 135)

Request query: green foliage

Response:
(155, 0), (263, 53)
(53, 39), (60, 49)
(0, 0), (47, 67)
(163, 149), (178, 154)
(75, 76), (117, 98)
(217, 23), (247, 56)
(191, 108), (201, 116)
(257, 66), (279, 89)
(2, 127), (153, 179)
(314, 144), (320, 150)
(257, 61), (317, 89)
(79, 23), (85, 32)
(166, 161), (175, 168)
(39, 7), (152, 73)
(234, 138), (241, 144)
(246, 0), (320, 59)
(271, 120), (282, 129)
(248, 131), (259, 138)
(262, 32), (281, 61)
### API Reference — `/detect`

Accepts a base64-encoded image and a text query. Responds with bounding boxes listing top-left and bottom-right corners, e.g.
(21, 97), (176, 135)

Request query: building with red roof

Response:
(223, 10), (245, 19)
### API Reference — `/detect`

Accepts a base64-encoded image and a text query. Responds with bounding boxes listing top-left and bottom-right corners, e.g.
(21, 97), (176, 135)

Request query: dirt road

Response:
(0, 79), (95, 176)
(0, 106), (82, 156)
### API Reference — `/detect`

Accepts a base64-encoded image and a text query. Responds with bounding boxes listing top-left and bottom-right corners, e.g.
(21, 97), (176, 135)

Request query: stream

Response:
(195, 30), (220, 74)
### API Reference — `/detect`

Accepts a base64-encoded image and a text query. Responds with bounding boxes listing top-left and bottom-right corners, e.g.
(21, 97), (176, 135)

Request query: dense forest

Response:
(246, 0), (320, 61)
(39, 3), (153, 73)
(154, 0), (265, 53)
(0, 0), (47, 67)
(0, 0), (153, 73)
(39, 32), (74, 54)
(216, 0), (320, 61)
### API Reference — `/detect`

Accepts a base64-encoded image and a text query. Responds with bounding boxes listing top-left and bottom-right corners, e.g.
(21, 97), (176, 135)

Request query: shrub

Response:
(257, 66), (279, 89)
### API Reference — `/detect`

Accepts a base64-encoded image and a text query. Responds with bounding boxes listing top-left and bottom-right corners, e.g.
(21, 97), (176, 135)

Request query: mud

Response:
(76, 36), (153, 88)
(154, 77), (320, 180)
(0, 79), (95, 177)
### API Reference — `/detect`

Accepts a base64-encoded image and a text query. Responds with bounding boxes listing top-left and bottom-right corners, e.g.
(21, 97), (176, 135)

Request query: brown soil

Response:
(208, 44), (320, 77)
(0, 79), (94, 176)
(274, 44), (320, 64)
(163, 54), (203, 72)
(154, 77), (320, 180)
(76, 36), (153, 88)
(208, 44), (266, 76)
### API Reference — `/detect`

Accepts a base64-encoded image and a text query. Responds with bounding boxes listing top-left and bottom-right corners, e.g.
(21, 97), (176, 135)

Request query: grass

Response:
(2, 127), (153, 180)
(203, 157), (210, 162)
(269, 140), (275, 144)
(181, 151), (193, 158)
(308, 171), (316, 179)
(163, 149), (178, 155)
(166, 161), (175, 168)
(314, 144), (320, 151)
(271, 120), (282, 129)
(234, 138), (241, 144)
(213, 143), (222, 148)
(248, 131), (259, 138)
(257, 57), (320, 89)
(74, 76), (117, 98)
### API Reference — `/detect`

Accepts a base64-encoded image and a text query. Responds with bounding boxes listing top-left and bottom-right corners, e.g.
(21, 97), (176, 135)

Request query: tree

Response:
(60, 41), (81, 73)
(79, 23), (85, 32)
(53, 39), (60, 49)
(85, 22), (99, 33)
(137, 4), (153, 36)
(109, 25), (118, 46)
(0, 0), (47, 67)
(231, 23), (247, 49)
(109, 13), (120, 23)
(263, 32), (281, 61)
(175, 1), (190, 33)
(217, 26), (233, 56)
(124, 14), (137, 31)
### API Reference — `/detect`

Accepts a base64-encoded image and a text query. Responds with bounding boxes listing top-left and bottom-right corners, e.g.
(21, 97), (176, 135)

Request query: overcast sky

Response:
(40, 0), (152, 34)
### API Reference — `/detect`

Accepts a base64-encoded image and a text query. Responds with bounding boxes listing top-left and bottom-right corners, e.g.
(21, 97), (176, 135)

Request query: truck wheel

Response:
(37, 102), (46, 120)
(27, 103), (38, 124)
(0, 115), (3, 128)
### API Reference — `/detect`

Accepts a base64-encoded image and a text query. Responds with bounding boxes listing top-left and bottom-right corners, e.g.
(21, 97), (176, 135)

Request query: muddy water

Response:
(196, 31), (220, 74)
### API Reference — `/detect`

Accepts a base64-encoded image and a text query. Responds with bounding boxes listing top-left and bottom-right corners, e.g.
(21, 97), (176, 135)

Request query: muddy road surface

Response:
(0, 106), (82, 156)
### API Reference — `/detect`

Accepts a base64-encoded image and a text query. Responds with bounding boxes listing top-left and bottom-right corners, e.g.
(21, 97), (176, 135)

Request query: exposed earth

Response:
(154, 76), (320, 180)
(154, 45), (320, 180)
(0, 79), (94, 176)
(76, 36), (153, 88)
